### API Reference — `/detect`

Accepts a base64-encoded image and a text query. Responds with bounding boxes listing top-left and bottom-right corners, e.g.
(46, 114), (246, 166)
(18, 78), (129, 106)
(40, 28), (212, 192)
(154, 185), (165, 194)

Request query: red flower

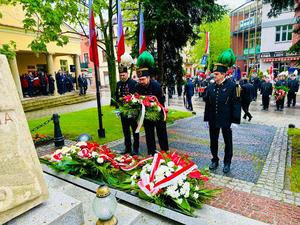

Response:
(142, 99), (151, 107)
(53, 152), (62, 161)
(189, 169), (202, 179)
(78, 148), (92, 158)
(87, 142), (100, 151)
(201, 176), (209, 182)
(123, 95), (132, 103)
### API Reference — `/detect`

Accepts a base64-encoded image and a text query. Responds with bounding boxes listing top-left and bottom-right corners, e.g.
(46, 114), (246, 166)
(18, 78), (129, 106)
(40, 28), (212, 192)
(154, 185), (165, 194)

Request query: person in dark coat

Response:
(287, 72), (299, 107)
(261, 75), (273, 110)
(184, 75), (194, 111)
(275, 72), (288, 111)
(240, 77), (254, 121)
(39, 72), (48, 95)
(82, 75), (88, 95)
(27, 72), (34, 97)
(135, 51), (168, 155)
(115, 63), (139, 155)
(48, 74), (55, 95)
(250, 72), (260, 101)
(78, 74), (85, 95)
(204, 49), (241, 173)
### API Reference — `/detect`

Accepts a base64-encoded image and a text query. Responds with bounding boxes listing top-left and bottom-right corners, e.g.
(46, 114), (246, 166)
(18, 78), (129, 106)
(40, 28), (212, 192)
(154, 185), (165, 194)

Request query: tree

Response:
(191, 15), (230, 70)
(0, 0), (118, 103)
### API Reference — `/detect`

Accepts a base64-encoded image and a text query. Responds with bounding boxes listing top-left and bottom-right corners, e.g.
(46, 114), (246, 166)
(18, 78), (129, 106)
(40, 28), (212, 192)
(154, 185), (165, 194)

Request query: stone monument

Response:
(0, 54), (48, 224)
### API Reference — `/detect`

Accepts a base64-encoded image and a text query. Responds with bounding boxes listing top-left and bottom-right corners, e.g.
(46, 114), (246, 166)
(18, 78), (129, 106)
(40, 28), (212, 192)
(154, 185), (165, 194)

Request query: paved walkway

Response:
(33, 91), (300, 225)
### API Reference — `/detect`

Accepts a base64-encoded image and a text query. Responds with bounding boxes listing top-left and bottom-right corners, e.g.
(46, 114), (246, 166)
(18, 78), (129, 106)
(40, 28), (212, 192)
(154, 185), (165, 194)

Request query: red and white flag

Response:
(117, 0), (125, 62)
(139, 4), (146, 54)
(204, 32), (210, 55)
(89, 0), (99, 67)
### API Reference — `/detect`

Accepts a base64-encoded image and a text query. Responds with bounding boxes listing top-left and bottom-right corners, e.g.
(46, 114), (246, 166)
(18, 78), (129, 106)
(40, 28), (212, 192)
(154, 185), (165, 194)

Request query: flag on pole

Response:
(269, 64), (274, 81)
(117, 0), (125, 62)
(139, 4), (146, 54)
(204, 32), (210, 55)
(89, 0), (99, 67)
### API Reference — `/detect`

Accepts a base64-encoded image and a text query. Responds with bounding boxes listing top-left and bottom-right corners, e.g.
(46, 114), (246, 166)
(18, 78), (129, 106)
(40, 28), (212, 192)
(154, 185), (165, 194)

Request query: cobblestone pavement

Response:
(33, 91), (300, 225)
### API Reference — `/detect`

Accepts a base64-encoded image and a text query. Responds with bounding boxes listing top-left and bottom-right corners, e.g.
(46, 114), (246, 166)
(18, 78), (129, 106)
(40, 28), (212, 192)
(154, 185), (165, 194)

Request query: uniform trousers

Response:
(144, 119), (169, 155)
(241, 101), (252, 119)
(262, 95), (270, 110)
(209, 124), (233, 165)
(186, 95), (193, 111)
(276, 97), (285, 110)
(287, 92), (296, 107)
(121, 116), (139, 154)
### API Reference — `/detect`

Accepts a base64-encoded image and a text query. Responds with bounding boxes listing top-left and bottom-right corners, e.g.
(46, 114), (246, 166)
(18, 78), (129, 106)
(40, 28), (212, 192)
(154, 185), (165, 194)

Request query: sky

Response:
(217, 0), (248, 10)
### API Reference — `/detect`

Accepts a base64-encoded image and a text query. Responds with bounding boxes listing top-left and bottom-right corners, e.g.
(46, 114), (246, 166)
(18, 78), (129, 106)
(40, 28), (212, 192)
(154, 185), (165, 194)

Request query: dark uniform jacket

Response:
(204, 79), (241, 128)
(250, 77), (260, 89)
(261, 82), (272, 97)
(115, 78), (137, 104)
(287, 79), (299, 93)
(275, 79), (288, 87)
(184, 79), (194, 97)
(135, 80), (164, 105)
(241, 82), (255, 103)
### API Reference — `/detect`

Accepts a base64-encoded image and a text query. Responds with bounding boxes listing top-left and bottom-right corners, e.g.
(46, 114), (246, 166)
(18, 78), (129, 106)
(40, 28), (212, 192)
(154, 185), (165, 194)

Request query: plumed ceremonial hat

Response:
(213, 48), (236, 73)
(118, 53), (134, 73)
(136, 51), (155, 77)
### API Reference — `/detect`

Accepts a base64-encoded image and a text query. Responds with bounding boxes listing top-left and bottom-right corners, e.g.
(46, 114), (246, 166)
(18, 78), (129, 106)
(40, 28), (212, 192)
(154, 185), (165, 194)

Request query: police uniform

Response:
(116, 65), (139, 155)
(203, 48), (241, 173)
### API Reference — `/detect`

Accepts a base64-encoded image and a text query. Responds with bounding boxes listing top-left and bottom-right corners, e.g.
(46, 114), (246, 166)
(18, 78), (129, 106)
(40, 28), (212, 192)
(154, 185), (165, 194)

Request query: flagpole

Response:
(94, 65), (105, 137)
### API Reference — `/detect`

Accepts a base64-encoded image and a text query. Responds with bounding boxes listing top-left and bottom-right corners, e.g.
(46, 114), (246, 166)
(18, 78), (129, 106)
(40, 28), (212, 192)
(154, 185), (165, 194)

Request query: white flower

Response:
(195, 186), (199, 191)
(130, 172), (138, 180)
(91, 151), (98, 158)
(165, 171), (172, 177)
(61, 147), (70, 154)
(178, 179), (184, 186)
(76, 141), (87, 147)
(150, 102), (155, 107)
(157, 106), (161, 112)
(132, 98), (138, 103)
(167, 161), (175, 168)
(97, 157), (104, 164)
(149, 182), (154, 189)
(193, 193), (199, 199)
(177, 198), (183, 204)
(70, 146), (80, 153)
(131, 180), (136, 187)
(176, 165), (183, 171)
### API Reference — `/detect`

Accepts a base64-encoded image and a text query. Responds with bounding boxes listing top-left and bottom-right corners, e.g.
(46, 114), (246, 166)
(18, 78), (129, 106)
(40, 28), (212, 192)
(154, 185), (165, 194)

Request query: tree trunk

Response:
(157, 25), (164, 84)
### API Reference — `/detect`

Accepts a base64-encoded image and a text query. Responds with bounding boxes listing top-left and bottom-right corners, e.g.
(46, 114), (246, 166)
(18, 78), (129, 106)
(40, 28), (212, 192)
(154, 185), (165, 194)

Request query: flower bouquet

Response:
(130, 151), (218, 215)
(41, 142), (218, 216)
(119, 94), (168, 133)
(274, 85), (289, 101)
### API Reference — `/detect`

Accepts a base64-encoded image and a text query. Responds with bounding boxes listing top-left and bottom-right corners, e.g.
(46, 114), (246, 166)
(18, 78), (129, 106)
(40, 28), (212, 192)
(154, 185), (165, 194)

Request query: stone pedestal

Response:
(0, 54), (48, 224)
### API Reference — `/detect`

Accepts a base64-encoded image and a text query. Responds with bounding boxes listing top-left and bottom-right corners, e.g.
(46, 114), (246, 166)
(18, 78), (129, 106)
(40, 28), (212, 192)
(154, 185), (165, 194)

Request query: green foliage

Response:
(191, 15), (230, 69)
(263, 0), (295, 17)
(0, 41), (16, 60)
(28, 106), (192, 144)
(288, 128), (300, 192)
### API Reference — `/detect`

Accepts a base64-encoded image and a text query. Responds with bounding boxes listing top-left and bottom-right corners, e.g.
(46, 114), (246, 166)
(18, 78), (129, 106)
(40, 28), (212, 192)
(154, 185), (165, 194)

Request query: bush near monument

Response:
(32, 133), (53, 146)
(28, 106), (192, 144)
(41, 142), (218, 215)
(288, 128), (300, 192)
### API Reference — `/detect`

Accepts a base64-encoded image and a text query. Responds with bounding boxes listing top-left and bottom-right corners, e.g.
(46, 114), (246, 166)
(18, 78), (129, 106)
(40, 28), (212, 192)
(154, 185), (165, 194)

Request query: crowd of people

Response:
(20, 70), (89, 97)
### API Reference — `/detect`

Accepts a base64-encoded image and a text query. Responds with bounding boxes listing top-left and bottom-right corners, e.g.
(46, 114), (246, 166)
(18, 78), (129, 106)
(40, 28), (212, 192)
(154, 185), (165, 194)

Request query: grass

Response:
(28, 106), (193, 145)
(288, 128), (300, 192)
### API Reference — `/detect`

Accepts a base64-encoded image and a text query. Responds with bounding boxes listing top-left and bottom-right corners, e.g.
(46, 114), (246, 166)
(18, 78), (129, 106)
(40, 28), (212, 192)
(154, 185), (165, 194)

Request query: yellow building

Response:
(0, 4), (82, 98)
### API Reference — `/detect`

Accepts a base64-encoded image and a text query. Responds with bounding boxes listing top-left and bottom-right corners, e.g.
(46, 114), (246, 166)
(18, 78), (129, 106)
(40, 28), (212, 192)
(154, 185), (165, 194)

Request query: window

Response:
(84, 53), (89, 63)
(275, 25), (293, 42)
(60, 60), (68, 72)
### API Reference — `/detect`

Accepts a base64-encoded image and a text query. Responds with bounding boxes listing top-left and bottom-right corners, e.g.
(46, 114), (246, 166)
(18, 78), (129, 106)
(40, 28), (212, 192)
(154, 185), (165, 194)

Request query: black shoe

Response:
(243, 115), (247, 119)
(209, 161), (219, 170)
(248, 116), (252, 122)
(223, 164), (230, 173)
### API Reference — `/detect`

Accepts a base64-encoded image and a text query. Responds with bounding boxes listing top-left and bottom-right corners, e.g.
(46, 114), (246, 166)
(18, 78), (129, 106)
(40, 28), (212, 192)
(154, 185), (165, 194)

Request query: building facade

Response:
(259, 3), (299, 73)
(0, 4), (82, 98)
(230, 0), (262, 73)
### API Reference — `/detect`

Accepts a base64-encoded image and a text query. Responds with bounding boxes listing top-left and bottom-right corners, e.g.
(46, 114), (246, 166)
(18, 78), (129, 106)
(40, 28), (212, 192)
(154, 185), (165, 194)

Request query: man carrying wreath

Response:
(135, 51), (169, 155)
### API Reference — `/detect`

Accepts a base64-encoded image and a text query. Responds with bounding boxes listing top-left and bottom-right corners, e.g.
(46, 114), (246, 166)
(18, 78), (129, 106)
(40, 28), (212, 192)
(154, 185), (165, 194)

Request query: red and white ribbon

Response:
(135, 103), (146, 133)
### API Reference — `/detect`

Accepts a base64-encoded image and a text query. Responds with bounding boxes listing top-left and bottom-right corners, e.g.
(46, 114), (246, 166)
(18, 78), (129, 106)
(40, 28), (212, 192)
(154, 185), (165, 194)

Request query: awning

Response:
(262, 56), (300, 62)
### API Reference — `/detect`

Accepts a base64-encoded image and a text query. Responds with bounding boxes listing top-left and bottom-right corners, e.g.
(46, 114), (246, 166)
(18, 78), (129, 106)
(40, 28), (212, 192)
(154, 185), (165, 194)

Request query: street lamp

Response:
(92, 184), (118, 225)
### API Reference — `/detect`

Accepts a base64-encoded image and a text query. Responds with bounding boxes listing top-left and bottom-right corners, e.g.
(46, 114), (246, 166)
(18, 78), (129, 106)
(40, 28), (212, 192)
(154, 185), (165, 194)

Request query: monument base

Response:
(5, 189), (84, 225)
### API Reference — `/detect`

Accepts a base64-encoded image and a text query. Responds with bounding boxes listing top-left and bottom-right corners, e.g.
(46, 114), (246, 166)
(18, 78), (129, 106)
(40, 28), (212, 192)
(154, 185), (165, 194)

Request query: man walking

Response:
(115, 61), (139, 155)
(240, 77), (254, 121)
(184, 74), (194, 111)
(204, 49), (241, 173)
(261, 74), (273, 111)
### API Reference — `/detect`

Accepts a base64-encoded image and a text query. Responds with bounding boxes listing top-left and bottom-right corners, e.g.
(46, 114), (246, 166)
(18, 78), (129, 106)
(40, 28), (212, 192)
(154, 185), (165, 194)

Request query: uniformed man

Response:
(250, 70), (260, 101)
(135, 51), (169, 155)
(115, 62), (139, 155)
(261, 74), (273, 111)
(204, 48), (241, 173)
(275, 72), (288, 111)
(240, 76), (254, 121)
(184, 74), (194, 111)
(287, 70), (299, 107)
